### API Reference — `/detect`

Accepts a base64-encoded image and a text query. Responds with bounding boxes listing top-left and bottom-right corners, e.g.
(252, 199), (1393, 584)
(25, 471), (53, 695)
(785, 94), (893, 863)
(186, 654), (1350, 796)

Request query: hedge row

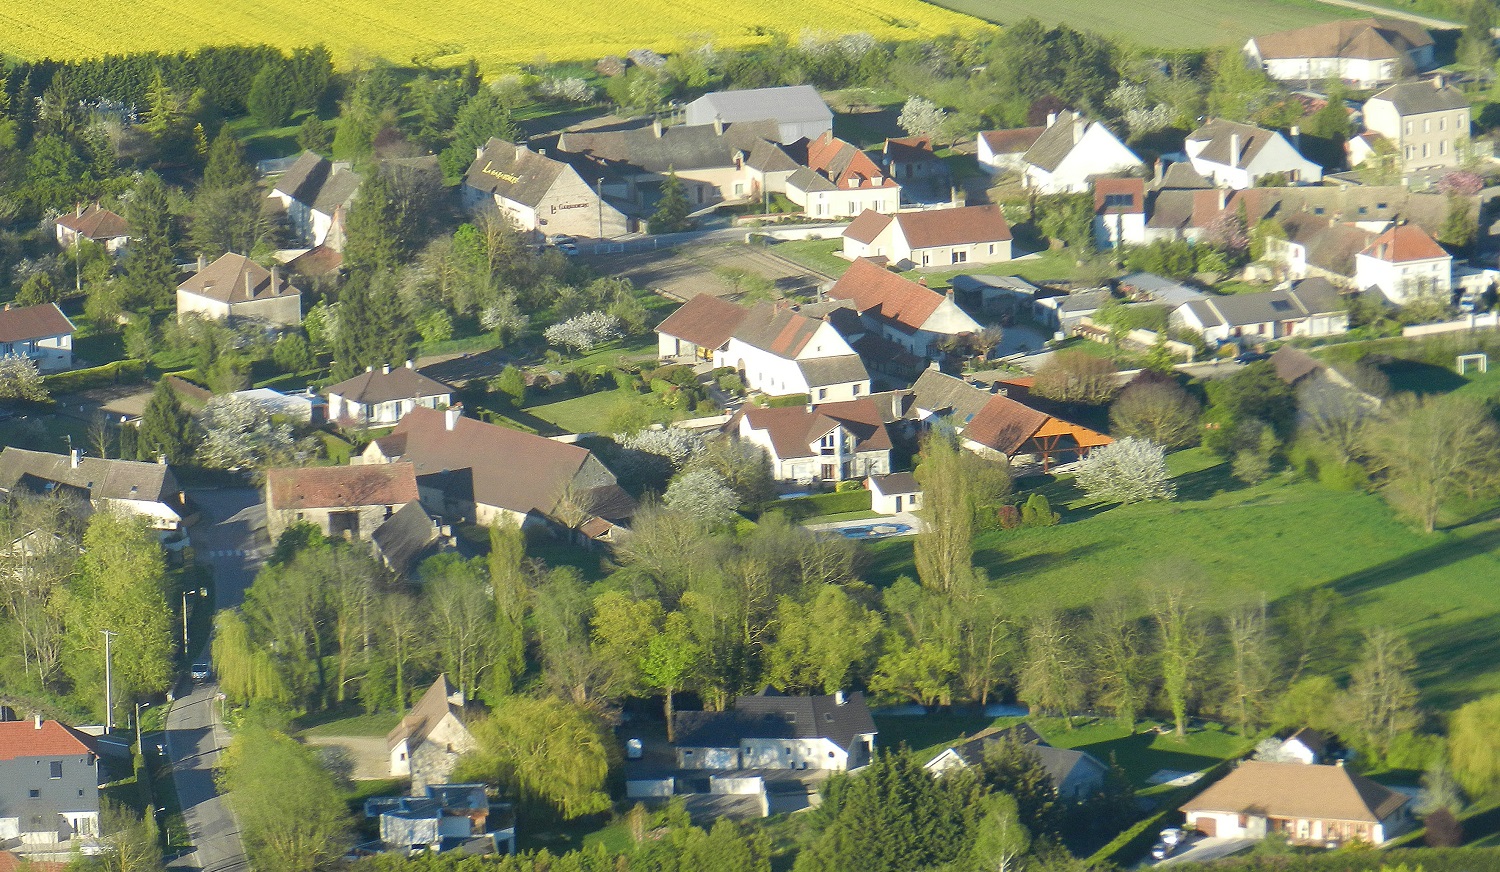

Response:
(1090, 759), (1233, 867)
(43, 359), (147, 394)
(774, 489), (872, 521)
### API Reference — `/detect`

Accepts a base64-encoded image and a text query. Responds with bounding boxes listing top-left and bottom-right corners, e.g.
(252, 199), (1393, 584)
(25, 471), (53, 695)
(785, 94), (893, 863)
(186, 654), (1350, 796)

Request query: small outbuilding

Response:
(866, 472), (921, 514)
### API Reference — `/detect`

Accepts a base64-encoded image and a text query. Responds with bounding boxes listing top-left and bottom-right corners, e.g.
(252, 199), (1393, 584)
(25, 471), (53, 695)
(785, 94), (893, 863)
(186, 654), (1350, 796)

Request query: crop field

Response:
(0, 0), (979, 72)
(922, 0), (1359, 47)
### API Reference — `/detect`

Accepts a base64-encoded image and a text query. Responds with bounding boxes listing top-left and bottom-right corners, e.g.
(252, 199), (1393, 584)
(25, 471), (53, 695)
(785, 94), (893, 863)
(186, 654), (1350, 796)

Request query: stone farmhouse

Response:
(462, 139), (629, 240)
(267, 152), (361, 251)
(1360, 78), (1470, 175)
(0, 448), (185, 530)
(388, 676), (477, 794)
(1244, 18), (1433, 89)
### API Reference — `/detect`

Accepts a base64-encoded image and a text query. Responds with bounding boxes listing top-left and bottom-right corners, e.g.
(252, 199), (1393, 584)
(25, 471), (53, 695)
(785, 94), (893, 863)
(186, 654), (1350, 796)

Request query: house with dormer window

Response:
(736, 398), (892, 483)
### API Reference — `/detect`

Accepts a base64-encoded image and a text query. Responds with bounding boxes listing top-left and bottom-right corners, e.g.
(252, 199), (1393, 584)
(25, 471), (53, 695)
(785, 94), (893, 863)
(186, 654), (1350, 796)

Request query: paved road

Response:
(165, 488), (267, 872)
(166, 681), (246, 872)
(1309, 0), (1457, 28)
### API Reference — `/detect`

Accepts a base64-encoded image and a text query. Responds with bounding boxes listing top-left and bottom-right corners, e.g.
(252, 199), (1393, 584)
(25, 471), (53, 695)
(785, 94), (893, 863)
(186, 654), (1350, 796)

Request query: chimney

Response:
(270, 265), (279, 293)
(713, 113), (724, 135)
(1434, 75), (1445, 89)
(515, 144), (525, 160)
(245, 269), (252, 299)
(946, 288), (955, 300)
(652, 118), (663, 138)
(69, 449), (79, 469)
(835, 690), (846, 706)
(1154, 159), (1165, 185)
(197, 254), (205, 272)
(157, 453), (166, 465)
(366, 365), (374, 373)
(1229, 133), (1241, 168)
(1290, 125), (1301, 153)
(76, 202), (83, 218)
(1073, 119), (1084, 145)
(405, 359), (415, 369)
(476, 144), (485, 160)
(917, 277), (928, 287)
(1046, 112), (1057, 128)
(381, 363), (391, 375)
(445, 404), (463, 431)
(34, 713), (42, 729)
(1217, 188), (1227, 211)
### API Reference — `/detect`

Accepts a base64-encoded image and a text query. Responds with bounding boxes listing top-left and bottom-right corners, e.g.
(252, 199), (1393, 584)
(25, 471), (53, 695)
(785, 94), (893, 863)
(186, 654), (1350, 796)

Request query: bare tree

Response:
(1341, 626), (1419, 757)
(1222, 600), (1275, 737)
(1364, 393), (1500, 532)
(1018, 611), (1086, 728)
(1297, 372), (1379, 466)
(1110, 379), (1201, 448)
(1090, 595), (1147, 729)
(1033, 351), (1119, 406)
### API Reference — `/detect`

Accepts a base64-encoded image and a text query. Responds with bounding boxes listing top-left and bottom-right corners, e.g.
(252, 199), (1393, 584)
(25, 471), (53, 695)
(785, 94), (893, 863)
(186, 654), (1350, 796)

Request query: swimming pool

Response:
(837, 523), (913, 540)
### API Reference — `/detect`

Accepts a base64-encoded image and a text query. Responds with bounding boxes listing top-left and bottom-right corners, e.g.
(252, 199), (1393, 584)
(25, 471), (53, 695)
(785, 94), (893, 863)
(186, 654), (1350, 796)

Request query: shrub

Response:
(717, 373), (745, 394)
(764, 393), (811, 408)
(1074, 438), (1175, 504)
(997, 504), (1022, 529)
(835, 479), (864, 493)
(1020, 493), (1059, 527)
(43, 359), (147, 394)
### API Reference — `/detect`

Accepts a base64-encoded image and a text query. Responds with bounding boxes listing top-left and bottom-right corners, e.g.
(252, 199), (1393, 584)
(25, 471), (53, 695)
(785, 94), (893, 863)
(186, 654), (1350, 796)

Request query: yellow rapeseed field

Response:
(0, 0), (981, 72)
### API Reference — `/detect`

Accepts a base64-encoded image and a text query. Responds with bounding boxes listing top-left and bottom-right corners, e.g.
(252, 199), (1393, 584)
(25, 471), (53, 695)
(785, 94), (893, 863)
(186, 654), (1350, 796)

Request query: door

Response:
(1196, 817), (1216, 837)
(821, 464), (836, 481)
(894, 496), (903, 512)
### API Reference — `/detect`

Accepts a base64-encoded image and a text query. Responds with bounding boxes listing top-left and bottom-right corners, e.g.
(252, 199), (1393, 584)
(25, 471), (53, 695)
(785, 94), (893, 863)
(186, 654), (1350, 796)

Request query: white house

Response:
(866, 472), (921, 514)
(0, 448), (185, 530)
(826, 258), (983, 359)
(54, 203), (129, 253)
(1280, 728), (1331, 765)
(977, 127), (1046, 174)
(785, 133), (901, 219)
(1353, 223), (1452, 304)
(1184, 119), (1323, 189)
(683, 85), (833, 145)
(1022, 111), (1143, 194)
(1093, 178), (1147, 249)
(1244, 18), (1434, 89)
(1170, 278), (1348, 345)
(925, 724), (1109, 802)
(267, 152), (361, 251)
(1362, 79), (1471, 174)
(1181, 760), (1412, 846)
(738, 399), (892, 483)
(842, 205), (1013, 268)
(0, 302), (74, 372)
(656, 295), (871, 402)
(673, 690), (876, 772)
(462, 138), (629, 240)
(177, 253), (302, 328)
(326, 362), (454, 427)
(387, 676), (476, 793)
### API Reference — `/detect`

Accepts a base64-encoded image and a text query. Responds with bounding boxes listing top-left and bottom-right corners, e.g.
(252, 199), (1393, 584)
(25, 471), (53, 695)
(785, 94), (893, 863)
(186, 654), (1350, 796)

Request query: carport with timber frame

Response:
(960, 390), (1113, 472)
(1025, 419), (1114, 472)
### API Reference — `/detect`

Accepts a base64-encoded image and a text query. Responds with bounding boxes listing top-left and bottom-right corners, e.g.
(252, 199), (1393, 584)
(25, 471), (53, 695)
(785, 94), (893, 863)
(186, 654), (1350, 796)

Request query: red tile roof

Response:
(1094, 178), (1146, 215)
(980, 127), (1046, 156)
(0, 719), (97, 761)
(266, 462), (420, 511)
(0, 851), (67, 872)
(963, 393), (1111, 456)
(885, 136), (939, 165)
(1361, 224), (1447, 262)
(805, 133), (895, 188)
(0, 302), (75, 344)
(827, 258), (948, 332)
(56, 203), (129, 240)
(894, 205), (1012, 250)
(656, 294), (750, 350)
(843, 209), (893, 245)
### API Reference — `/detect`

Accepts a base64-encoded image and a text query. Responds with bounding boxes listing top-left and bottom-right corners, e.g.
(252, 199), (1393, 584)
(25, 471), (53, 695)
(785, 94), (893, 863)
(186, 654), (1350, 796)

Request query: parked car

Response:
(548, 234), (575, 246)
(190, 662), (212, 681)
(556, 241), (580, 256)
(1150, 842), (1173, 861)
(1235, 350), (1270, 364)
(1160, 828), (1184, 847)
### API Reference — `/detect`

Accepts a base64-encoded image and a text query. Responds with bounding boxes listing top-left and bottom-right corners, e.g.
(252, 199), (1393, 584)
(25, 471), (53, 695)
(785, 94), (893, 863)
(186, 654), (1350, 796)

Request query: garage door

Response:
(1195, 817), (1216, 837)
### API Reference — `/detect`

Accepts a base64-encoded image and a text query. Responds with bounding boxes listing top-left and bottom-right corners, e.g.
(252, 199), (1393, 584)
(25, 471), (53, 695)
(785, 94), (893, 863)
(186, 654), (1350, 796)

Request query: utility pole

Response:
(182, 587), (207, 650)
(101, 629), (117, 734)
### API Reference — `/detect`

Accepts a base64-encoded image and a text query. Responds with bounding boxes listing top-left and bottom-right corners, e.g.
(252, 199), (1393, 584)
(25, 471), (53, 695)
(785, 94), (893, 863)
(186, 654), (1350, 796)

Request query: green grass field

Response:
(870, 449), (1500, 708)
(922, 0), (1359, 47)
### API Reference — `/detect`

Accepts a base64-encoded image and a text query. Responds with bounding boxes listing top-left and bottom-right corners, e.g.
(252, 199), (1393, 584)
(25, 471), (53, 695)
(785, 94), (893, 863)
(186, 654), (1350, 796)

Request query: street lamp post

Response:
(596, 177), (605, 241)
(135, 701), (150, 756)
(182, 587), (207, 651)
(101, 629), (117, 734)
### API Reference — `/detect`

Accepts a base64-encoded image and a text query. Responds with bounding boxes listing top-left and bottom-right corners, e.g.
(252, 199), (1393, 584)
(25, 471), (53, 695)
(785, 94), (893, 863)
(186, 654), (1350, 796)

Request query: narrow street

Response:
(165, 488), (268, 872)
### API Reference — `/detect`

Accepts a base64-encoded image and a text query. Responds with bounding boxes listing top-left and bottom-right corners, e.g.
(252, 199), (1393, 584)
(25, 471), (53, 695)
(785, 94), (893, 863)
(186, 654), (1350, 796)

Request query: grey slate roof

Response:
(0, 448), (178, 504)
(1369, 81), (1470, 116)
(1159, 161), (1214, 190)
(464, 139), (569, 208)
(1187, 119), (1283, 168)
(787, 166), (837, 193)
(951, 274), (1042, 297)
(371, 500), (438, 575)
(910, 369), (992, 424)
(327, 366), (454, 406)
(674, 690), (876, 752)
(1022, 111), (1125, 173)
(273, 151), (362, 215)
(1182, 281), (1345, 329)
(1118, 273), (1207, 307)
(868, 471), (919, 494)
(686, 85), (833, 127)
(557, 119), (780, 174)
(798, 354), (870, 388)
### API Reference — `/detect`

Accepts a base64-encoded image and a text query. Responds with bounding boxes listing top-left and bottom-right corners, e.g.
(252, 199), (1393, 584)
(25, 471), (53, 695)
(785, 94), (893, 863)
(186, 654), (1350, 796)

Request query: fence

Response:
(1402, 312), (1500, 337)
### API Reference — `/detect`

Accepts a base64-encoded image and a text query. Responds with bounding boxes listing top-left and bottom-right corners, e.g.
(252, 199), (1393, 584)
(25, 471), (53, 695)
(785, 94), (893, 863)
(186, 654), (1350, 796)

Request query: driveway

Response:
(1155, 837), (1256, 866)
(186, 488), (269, 610)
(166, 679), (247, 872)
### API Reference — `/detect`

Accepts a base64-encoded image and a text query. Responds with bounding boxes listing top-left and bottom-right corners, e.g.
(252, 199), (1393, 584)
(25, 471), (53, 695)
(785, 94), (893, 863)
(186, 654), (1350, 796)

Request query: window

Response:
(1357, 206), (1367, 215)
(1313, 206), (1325, 215)
(1440, 117), (1447, 131)
(29, 789), (40, 798)
(1405, 122), (1413, 135)
(1423, 119), (1431, 133)
(1377, 202), (1388, 209)
(50, 762), (62, 779)
(1423, 143), (1430, 158)
(1440, 141), (1447, 155)
(818, 388), (827, 400)
(988, 244), (995, 255)
(852, 384), (861, 396)
(951, 250), (967, 264)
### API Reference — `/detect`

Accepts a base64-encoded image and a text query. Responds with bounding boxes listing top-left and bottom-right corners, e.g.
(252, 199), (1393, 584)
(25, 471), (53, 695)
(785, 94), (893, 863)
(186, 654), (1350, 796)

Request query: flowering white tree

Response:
(663, 467), (739, 528)
(1074, 437), (1175, 505)
(540, 76), (595, 104)
(1251, 737), (1298, 763)
(616, 427), (706, 470)
(543, 312), (622, 353)
(197, 396), (299, 470)
(898, 96), (947, 139)
(0, 356), (48, 402)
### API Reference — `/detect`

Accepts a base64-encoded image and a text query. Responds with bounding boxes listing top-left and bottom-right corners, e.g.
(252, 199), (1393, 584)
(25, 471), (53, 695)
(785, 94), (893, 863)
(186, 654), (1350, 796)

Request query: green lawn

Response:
(297, 710), (403, 738)
(868, 453), (1500, 708)
(923, 0), (1359, 47)
(524, 386), (684, 434)
(770, 238), (853, 278)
